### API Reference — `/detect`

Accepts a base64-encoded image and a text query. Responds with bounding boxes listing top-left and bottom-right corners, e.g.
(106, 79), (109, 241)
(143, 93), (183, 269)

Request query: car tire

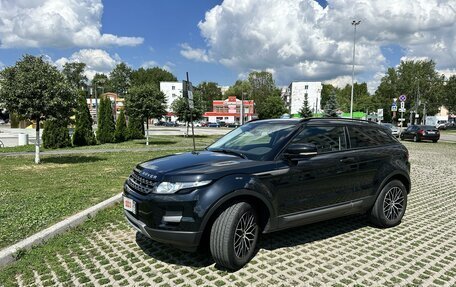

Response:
(369, 180), (407, 228)
(433, 140), (438, 143)
(413, 135), (419, 142)
(210, 202), (259, 270)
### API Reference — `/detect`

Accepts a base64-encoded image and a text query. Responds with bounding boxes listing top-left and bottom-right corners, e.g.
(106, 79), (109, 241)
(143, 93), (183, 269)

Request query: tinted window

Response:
(292, 126), (347, 153)
(348, 126), (396, 148)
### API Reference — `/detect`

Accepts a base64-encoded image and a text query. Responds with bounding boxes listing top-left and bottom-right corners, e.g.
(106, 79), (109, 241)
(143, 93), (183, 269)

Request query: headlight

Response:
(155, 180), (212, 194)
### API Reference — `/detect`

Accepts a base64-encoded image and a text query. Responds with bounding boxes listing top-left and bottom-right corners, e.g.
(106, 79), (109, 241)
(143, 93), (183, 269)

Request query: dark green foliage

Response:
(171, 96), (204, 123)
(115, 109), (127, 142)
(131, 67), (177, 88)
(62, 62), (87, 89)
(125, 84), (167, 122)
(126, 114), (144, 140)
(256, 94), (288, 119)
(197, 82), (223, 111)
(299, 94), (313, 118)
(323, 92), (339, 117)
(97, 97), (115, 144)
(109, 63), (132, 95)
(42, 119), (71, 149)
(73, 96), (96, 146)
(444, 75), (456, 114)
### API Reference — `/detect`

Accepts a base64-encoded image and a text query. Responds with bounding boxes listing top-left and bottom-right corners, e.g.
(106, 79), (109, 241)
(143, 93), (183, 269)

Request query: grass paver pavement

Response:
(1, 141), (456, 286)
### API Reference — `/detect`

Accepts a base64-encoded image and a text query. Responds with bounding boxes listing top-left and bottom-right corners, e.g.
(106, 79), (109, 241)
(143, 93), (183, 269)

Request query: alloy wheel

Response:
(383, 186), (405, 221)
(233, 211), (257, 258)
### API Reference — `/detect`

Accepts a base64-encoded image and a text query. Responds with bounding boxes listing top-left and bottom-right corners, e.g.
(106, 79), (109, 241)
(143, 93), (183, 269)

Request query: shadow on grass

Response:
(41, 155), (106, 164)
(135, 233), (213, 268)
(137, 140), (178, 145)
(135, 214), (369, 270)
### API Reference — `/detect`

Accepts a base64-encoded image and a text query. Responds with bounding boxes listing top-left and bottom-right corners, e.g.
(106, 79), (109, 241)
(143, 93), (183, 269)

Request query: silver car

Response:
(381, 123), (400, 137)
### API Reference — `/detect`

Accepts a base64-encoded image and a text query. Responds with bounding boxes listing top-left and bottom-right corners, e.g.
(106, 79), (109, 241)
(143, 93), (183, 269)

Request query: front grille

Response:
(126, 170), (157, 194)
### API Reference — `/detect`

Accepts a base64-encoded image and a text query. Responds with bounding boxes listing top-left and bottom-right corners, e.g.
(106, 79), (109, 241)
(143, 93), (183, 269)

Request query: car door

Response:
(271, 124), (359, 216)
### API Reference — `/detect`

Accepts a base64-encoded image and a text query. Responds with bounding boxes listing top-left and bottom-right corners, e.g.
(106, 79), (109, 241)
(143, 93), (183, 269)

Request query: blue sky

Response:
(0, 0), (454, 92)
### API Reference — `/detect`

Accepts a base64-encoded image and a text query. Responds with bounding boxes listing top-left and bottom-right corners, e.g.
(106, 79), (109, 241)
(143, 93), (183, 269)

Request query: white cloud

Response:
(186, 0), (456, 90)
(180, 43), (212, 62)
(0, 0), (143, 48)
(140, 60), (158, 69)
(55, 49), (119, 80)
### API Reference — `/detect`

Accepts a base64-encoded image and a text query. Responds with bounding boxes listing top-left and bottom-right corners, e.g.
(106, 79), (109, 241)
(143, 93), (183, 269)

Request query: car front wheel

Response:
(210, 202), (259, 270)
(369, 179), (407, 228)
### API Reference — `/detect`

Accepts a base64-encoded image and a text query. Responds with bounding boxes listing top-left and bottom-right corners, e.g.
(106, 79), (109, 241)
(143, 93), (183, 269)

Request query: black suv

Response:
(123, 118), (410, 270)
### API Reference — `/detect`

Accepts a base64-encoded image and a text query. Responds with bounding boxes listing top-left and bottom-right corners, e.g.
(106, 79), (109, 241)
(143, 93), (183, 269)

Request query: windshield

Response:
(207, 121), (297, 160)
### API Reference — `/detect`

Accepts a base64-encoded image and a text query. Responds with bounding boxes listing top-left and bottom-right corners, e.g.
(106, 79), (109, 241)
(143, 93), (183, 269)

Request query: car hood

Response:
(136, 151), (276, 182)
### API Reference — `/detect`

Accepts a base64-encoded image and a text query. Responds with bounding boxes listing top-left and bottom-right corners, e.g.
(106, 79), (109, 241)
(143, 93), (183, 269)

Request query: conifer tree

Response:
(73, 96), (96, 146)
(299, 94), (313, 118)
(115, 109), (127, 142)
(126, 114), (144, 140)
(323, 92), (339, 118)
(42, 119), (71, 149)
(97, 97), (115, 143)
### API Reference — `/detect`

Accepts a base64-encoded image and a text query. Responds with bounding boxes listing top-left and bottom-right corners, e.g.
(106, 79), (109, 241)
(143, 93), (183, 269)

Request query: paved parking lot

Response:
(3, 141), (456, 287)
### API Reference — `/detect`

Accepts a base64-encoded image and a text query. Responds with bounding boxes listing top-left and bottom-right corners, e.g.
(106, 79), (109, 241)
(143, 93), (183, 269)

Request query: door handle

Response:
(340, 157), (356, 163)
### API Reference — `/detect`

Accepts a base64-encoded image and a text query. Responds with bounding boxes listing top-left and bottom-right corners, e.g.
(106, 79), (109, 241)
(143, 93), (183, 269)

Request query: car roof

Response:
(251, 118), (384, 128)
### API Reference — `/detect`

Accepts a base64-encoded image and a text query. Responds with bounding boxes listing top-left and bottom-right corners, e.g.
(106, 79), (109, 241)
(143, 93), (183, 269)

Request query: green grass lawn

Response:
(0, 149), (185, 250)
(0, 135), (221, 153)
(0, 204), (126, 286)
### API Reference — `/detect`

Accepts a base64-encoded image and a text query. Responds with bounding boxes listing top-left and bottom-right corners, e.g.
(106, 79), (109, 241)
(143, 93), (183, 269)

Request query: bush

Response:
(97, 97), (115, 144)
(73, 96), (96, 146)
(126, 114), (144, 140)
(42, 119), (71, 149)
(114, 109), (127, 142)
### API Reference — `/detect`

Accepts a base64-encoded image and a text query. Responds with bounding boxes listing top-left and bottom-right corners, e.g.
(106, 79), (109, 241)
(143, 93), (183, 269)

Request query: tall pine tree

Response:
(126, 114), (144, 140)
(115, 109), (127, 142)
(299, 94), (313, 118)
(97, 97), (115, 143)
(323, 92), (339, 118)
(73, 96), (96, 146)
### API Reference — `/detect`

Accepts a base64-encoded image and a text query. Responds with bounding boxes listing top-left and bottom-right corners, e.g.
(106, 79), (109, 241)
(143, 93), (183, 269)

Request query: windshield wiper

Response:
(210, 148), (247, 159)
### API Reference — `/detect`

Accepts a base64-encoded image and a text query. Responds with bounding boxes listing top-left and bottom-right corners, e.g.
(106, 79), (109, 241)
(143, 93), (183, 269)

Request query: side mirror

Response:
(284, 143), (318, 159)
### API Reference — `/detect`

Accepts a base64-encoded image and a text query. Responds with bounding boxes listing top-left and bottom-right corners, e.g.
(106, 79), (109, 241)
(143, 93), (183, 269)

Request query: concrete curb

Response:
(0, 193), (122, 268)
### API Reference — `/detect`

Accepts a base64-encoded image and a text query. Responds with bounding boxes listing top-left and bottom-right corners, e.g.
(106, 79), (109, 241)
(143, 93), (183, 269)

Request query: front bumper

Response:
(124, 210), (201, 252)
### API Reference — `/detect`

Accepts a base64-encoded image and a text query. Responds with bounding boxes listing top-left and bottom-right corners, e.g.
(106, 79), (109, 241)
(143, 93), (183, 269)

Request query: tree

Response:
(114, 109), (127, 142)
(171, 96), (204, 129)
(0, 55), (77, 163)
(73, 95), (96, 146)
(299, 93), (313, 118)
(126, 114), (144, 140)
(256, 94), (288, 119)
(197, 82), (222, 112)
(125, 84), (167, 145)
(109, 63), (132, 95)
(131, 67), (177, 88)
(444, 75), (456, 114)
(323, 92), (339, 117)
(320, 84), (337, 109)
(42, 119), (71, 149)
(97, 97), (115, 143)
(248, 71), (276, 102)
(62, 62), (87, 89)
(224, 80), (251, 99)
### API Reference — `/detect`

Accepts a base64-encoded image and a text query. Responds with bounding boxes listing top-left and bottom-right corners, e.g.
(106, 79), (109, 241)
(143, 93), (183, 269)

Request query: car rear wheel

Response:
(432, 140), (438, 143)
(413, 135), (420, 142)
(369, 180), (407, 228)
(210, 202), (259, 270)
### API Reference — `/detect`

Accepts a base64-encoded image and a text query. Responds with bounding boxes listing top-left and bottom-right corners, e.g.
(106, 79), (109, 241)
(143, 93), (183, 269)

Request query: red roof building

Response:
(204, 96), (255, 123)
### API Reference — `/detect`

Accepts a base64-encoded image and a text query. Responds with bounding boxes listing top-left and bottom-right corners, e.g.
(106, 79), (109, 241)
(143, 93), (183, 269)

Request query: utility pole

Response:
(350, 20), (361, 119)
(241, 92), (246, 125)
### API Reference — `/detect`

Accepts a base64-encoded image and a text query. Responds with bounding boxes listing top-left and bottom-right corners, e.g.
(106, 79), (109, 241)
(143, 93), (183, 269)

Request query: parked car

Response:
(123, 118), (410, 270)
(400, 125), (439, 143)
(380, 122), (400, 137)
(164, 121), (178, 127)
(207, 122), (220, 128)
(436, 120), (448, 130)
(227, 122), (240, 128)
(217, 121), (227, 127)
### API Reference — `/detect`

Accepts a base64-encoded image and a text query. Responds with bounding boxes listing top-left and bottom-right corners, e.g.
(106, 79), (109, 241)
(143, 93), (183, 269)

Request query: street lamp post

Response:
(350, 20), (361, 119)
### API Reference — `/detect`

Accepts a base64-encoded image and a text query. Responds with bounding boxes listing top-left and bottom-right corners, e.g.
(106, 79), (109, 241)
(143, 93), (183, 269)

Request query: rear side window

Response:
(292, 126), (347, 153)
(348, 126), (396, 148)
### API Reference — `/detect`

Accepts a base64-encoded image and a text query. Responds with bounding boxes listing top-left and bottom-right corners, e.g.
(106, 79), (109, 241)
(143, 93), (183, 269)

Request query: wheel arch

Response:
(198, 189), (274, 247)
(377, 171), (411, 196)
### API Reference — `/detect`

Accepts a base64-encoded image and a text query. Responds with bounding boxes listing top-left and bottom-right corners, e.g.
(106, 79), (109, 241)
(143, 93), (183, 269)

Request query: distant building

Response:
(160, 81), (183, 121)
(204, 96), (255, 123)
(87, 92), (124, 121)
(282, 82), (322, 116)
(219, 86), (230, 95)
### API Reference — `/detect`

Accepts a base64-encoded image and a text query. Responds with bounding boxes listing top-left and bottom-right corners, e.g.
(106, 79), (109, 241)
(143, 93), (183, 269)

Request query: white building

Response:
(160, 81), (183, 121)
(282, 82), (322, 116)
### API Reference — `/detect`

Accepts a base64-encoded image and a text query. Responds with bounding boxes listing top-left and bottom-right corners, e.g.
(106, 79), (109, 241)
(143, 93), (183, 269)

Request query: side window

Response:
(292, 126), (347, 153)
(348, 126), (395, 148)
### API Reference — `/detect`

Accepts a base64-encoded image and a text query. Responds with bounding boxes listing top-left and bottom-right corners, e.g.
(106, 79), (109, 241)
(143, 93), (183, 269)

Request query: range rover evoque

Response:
(123, 118), (411, 270)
